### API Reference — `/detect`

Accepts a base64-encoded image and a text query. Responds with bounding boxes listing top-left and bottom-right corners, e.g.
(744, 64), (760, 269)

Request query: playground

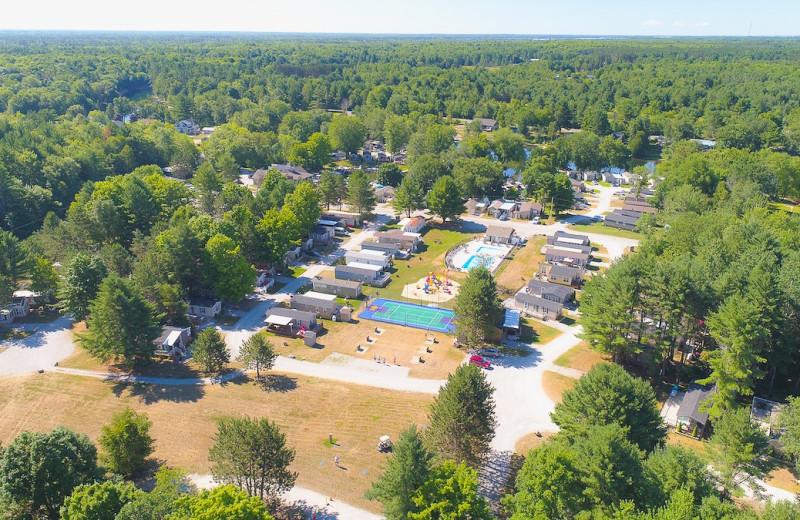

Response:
(359, 298), (456, 333)
(401, 270), (460, 303)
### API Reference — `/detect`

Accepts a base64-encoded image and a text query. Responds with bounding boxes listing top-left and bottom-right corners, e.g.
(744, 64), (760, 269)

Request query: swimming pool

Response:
(462, 255), (496, 270)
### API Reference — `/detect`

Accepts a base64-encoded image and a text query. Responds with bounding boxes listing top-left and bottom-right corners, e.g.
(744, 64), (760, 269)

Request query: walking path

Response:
(189, 474), (381, 520)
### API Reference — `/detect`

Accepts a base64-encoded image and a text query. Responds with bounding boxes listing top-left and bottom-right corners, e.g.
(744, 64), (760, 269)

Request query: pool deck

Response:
(448, 239), (513, 273)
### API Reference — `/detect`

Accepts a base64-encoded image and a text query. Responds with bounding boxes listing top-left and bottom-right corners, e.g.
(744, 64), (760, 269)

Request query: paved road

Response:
(0, 316), (75, 376)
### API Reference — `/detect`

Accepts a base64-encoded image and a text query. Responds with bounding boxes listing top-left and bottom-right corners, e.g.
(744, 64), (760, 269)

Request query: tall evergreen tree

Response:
(80, 273), (161, 368)
(426, 363), (496, 467)
(192, 328), (230, 374)
(346, 170), (377, 216)
(366, 426), (432, 520)
(237, 331), (277, 380)
(453, 266), (503, 346)
(59, 252), (107, 322)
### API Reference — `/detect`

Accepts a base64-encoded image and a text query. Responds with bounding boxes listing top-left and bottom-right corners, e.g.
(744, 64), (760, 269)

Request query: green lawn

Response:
(362, 226), (473, 308)
(568, 222), (641, 240)
(770, 202), (800, 215)
(519, 317), (562, 344)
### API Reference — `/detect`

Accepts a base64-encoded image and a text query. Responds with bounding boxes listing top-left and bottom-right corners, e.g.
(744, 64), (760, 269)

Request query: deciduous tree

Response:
(59, 252), (107, 322)
(204, 234), (255, 302)
(170, 485), (274, 520)
(98, 407), (155, 478)
(409, 461), (492, 520)
(426, 175), (464, 223)
(346, 170), (377, 216)
(707, 407), (768, 493)
(60, 480), (142, 520)
(392, 176), (426, 217)
(328, 115), (366, 153)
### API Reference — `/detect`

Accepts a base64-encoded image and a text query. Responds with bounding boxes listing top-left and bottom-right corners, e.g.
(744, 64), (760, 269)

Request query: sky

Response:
(2, 0), (799, 36)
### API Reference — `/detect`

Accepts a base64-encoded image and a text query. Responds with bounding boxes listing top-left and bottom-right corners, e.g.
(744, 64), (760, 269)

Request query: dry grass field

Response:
(541, 370), (576, 404)
(0, 372), (433, 512)
(494, 236), (546, 295)
(553, 341), (609, 372)
(514, 430), (557, 455)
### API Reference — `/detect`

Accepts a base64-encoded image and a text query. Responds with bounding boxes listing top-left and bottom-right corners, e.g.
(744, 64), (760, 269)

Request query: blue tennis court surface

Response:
(359, 298), (456, 333)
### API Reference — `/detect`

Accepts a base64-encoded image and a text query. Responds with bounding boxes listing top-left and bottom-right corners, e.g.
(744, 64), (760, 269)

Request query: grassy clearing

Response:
(214, 313), (240, 326)
(519, 318), (562, 345)
(553, 341), (609, 372)
(267, 317), (463, 379)
(495, 236), (546, 295)
(363, 226), (473, 308)
(770, 202), (800, 215)
(766, 463), (800, 494)
(0, 372), (432, 512)
(542, 370), (576, 404)
(514, 431), (557, 455)
(568, 222), (641, 240)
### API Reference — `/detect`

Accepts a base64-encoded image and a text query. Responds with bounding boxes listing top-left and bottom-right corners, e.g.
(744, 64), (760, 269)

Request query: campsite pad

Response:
(359, 298), (457, 334)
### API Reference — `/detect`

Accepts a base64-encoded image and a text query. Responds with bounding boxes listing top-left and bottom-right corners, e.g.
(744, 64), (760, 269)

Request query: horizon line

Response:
(0, 29), (796, 39)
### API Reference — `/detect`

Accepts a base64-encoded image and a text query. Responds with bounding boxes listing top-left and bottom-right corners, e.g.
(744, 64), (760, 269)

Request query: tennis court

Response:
(359, 298), (456, 333)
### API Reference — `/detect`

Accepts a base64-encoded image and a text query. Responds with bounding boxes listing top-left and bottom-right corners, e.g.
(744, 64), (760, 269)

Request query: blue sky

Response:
(2, 0), (798, 35)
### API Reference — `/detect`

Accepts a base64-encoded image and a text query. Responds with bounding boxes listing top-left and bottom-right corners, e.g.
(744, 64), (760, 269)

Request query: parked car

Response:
(532, 217), (541, 224)
(469, 355), (491, 369)
(480, 347), (501, 357)
(334, 226), (350, 237)
(307, 250), (321, 258)
(591, 216), (604, 223)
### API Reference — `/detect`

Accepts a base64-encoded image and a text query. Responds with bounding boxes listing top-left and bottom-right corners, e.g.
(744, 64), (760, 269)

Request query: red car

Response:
(469, 355), (491, 369)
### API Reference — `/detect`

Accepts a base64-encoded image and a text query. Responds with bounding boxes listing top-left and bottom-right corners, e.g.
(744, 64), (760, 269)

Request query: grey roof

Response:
(527, 280), (574, 299)
(312, 276), (361, 290)
(551, 231), (590, 244)
(188, 297), (220, 308)
(361, 241), (399, 252)
(291, 294), (339, 311)
(677, 383), (713, 425)
(605, 211), (641, 226)
(485, 226), (515, 239)
(548, 264), (584, 278)
(515, 292), (563, 312)
(270, 163), (311, 181)
(266, 307), (316, 322)
(252, 169), (270, 187)
(477, 118), (498, 127)
(154, 326), (190, 345)
(545, 248), (590, 261)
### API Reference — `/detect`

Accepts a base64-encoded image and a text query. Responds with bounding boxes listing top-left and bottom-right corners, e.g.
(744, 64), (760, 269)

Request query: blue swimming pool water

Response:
(462, 255), (495, 270)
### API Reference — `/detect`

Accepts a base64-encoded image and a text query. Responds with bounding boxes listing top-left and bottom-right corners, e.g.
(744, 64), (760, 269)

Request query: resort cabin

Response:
(264, 307), (320, 336)
(398, 216), (426, 233)
(290, 293), (340, 320)
(345, 249), (390, 268)
(512, 201), (543, 220)
(465, 198), (489, 216)
(0, 291), (33, 324)
(484, 225), (517, 245)
(187, 297), (222, 318)
(270, 163), (312, 182)
(547, 241), (593, 256)
(515, 292), (563, 321)
(361, 241), (400, 259)
(604, 211), (641, 232)
(544, 247), (590, 268)
(312, 276), (363, 299)
(374, 186), (395, 203)
(335, 264), (391, 287)
(311, 225), (335, 246)
(154, 326), (192, 360)
(476, 118), (499, 132)
(375, 229), (422, 252)
(539, 262), (585, 287)
(675, 383), (714, 438)
(323, 210), (362, 227)
(502, 309), (521, 339)
(527, 280), (574, 305)
(547, 231), (590, 247)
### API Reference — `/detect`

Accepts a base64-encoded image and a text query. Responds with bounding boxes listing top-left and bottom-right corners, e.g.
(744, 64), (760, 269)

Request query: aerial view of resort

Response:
(2, 1), (800, 519)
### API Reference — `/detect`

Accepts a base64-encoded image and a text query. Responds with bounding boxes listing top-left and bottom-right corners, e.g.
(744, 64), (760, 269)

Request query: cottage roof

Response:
(339, 262), (383, 273)
(677, 383), (713, 425)
(605, 211), (641, 226)
(477, 118), (498, 127)
(312, 276), (362, 290)
(545, 248), (590, 261)
(407, 216), (425, 227)
(154, 326), (190, 346)
(527, 280), (574, 299)
(189, 297), (220, 308)
(270, 163), (311, 181)
(291, 294), (339, 310)
(548, 264), (584, 277)
(503, 309), (521, 330)
(552, 231), (590, 244)
(266, 307), (316, 322)
(515, 292), (564, 312)
(485, 226), (515, 239)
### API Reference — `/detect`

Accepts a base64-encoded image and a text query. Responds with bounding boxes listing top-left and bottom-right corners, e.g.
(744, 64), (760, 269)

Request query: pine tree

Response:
(346, 170), (377, 216)
(426, 363), (496, 467)
(366, 426), (432, 520)
(237, 331), (277, 380)
(80, 274), (161, 368)
(192, 328), (230, 374)
(453, 266), (503, 346)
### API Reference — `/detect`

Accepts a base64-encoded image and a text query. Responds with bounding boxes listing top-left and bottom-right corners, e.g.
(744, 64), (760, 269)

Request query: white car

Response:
(480, 347), (501, 357)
